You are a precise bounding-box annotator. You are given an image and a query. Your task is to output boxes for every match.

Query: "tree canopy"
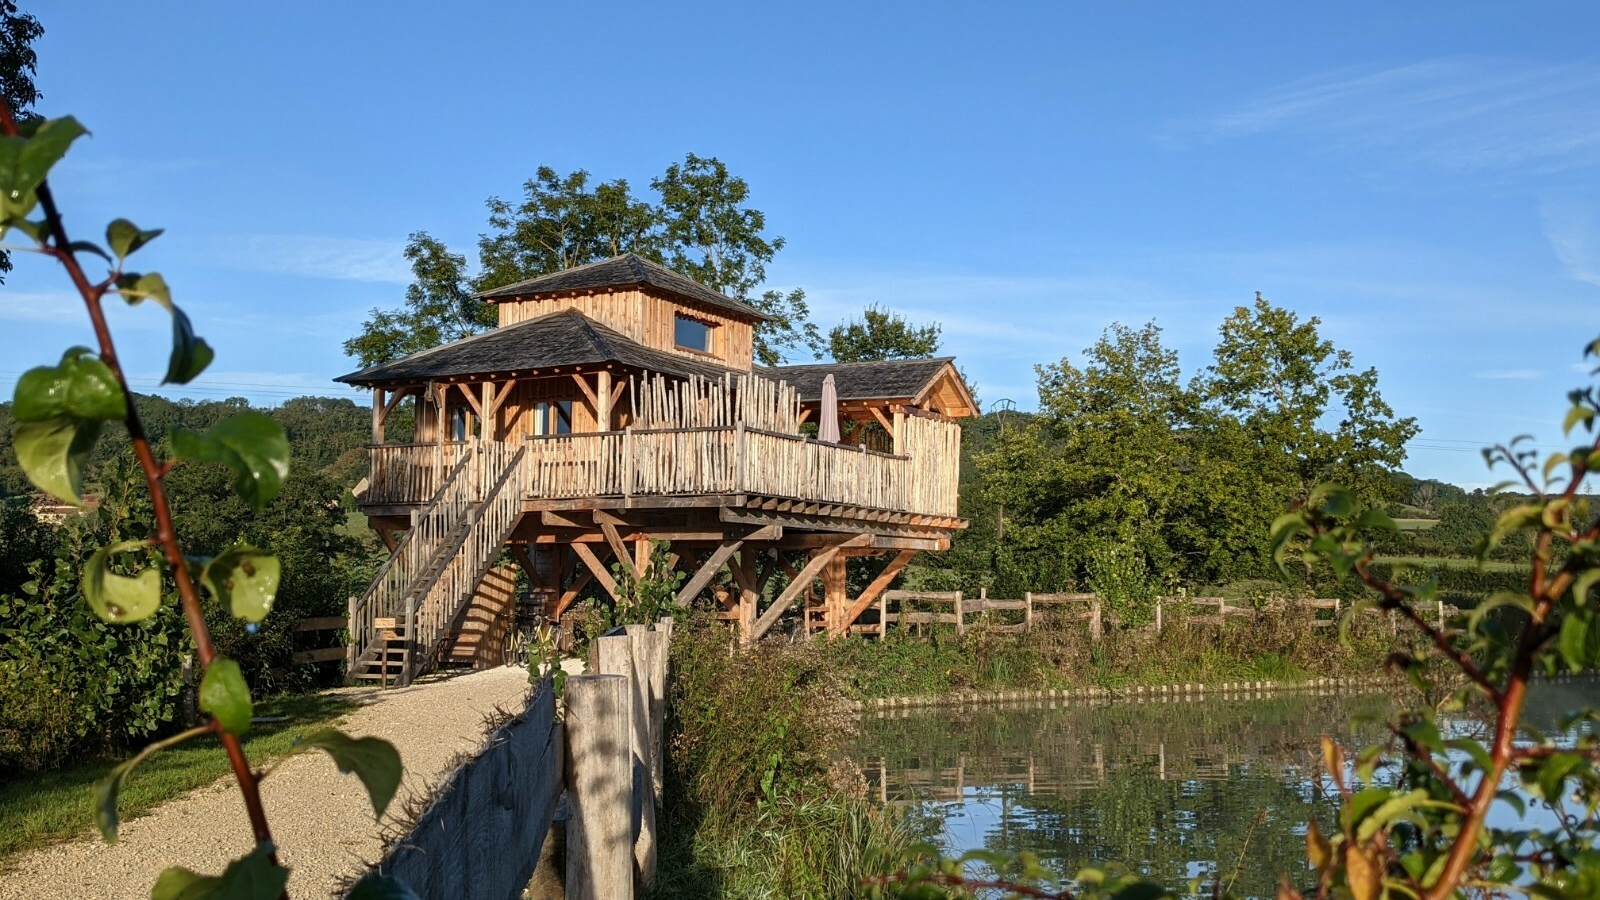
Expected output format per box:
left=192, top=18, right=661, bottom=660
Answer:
left=827, top=304, right=942, bottom=362
left=0, top=0, right=41, bottom=283
left=345, top=155, right=821, bottom=368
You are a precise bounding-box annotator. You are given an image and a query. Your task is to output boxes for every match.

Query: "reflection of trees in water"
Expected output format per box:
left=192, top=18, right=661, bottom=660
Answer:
left=853, top=678, right=1598, bottom=899
left=854, top=692, right=1398, bottom=899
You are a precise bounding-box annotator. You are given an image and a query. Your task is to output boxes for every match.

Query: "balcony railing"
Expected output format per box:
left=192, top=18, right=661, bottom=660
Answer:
left=362, top=422, right=961, bottom=518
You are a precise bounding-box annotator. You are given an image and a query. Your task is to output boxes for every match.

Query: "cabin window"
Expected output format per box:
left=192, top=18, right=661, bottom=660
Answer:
left=450, top=406, right=479, bottom=441
left=530, top=400, right=573, bottom=436
left=674, top=314, right=714, bottom=354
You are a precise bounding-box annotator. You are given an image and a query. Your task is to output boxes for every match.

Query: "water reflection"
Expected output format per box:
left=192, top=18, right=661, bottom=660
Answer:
left=852, top=678, right=1598, bottom=899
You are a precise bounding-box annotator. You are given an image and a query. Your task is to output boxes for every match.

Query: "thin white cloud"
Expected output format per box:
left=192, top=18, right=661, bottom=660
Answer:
left=0, top=290, right=88, bottom=325
left=1169, top=58, right=1600, bottom=172
left=1540, top=199, right=1600, bottom=287
left=1473, top=369, right=1542, bottom=380
left=196, top=234, right=411, bottom=284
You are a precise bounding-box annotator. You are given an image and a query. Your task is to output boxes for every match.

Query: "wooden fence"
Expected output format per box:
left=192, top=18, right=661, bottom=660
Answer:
left=347, top=618, right=672, bottom=900
left=870, top=590, right=1457, bottom=639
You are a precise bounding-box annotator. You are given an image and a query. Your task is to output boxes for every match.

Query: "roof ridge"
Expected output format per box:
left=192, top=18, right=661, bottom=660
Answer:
left=768, top=356, right=955, bottom=370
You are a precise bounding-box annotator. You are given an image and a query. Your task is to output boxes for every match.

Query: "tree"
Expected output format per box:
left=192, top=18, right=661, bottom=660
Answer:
left=345, top=155, right=822, bottom=368
left=0, top=1, right=41, bottom=283
left=827, top=304, right=942, bottom=362
left=1195, top=294, right=1419, bottom=505
left=344, top=232, right=491, bottom=367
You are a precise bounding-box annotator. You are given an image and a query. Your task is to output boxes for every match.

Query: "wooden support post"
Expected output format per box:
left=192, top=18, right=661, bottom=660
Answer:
left=953, top=590, right=965, bottom=637
left=597, top=369, right=613, bottom=431
left=892, top=409, right=905, bottom=455
left=822, top=555, right=848, bottom=636
left=833, top=549, right=915, bottom=636
left=1024, top=591, right=1035, bottom=632
left=1090, top=597, right=1103, bottom=641
left=371, top=387, right=386, bottom=444
left=674, top=536, right=746, bottom=607
left=751, top=546, right=841, bottom=640
left=481, top=382, right=494, bottom=440
left=730, top=550, right=760, bottom=647
left=565, top=674, right=634, bottom=900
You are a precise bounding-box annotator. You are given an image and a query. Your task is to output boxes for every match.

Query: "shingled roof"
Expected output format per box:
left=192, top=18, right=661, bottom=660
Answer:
left=472, top=253, right=771, bottom=322
left=335, top=309, right=738, bottom=387
left=762, top=357, right=959, bottom=403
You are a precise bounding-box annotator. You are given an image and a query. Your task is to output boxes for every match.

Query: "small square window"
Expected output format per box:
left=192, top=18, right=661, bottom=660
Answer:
left=674, top=314, right=713, bottom=354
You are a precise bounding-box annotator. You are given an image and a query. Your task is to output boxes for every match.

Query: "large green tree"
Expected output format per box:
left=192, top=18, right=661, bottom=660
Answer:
left=827, top=304, right=942, bottom=362
left=345, top=155, right=820, bottom=368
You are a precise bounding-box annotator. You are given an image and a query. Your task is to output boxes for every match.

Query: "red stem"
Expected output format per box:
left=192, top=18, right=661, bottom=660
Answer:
left=1, top=106, right=283, bottom=882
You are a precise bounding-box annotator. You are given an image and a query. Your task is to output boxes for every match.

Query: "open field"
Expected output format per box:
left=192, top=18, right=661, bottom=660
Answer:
left=1375, top=555, right=1529, bottom=573
left=1393, top=518, right=1439, bottom=531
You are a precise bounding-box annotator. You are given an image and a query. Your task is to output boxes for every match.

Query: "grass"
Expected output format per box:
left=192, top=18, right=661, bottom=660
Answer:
left=1375, top=555, right=1529, bottom=573
left=0, top=693, right=355, bottom=866
left=1393, top=518, right=1439, bottom=531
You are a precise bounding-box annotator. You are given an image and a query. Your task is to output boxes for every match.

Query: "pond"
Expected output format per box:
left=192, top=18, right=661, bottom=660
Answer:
left=851, top=678, right=1599, bottom=898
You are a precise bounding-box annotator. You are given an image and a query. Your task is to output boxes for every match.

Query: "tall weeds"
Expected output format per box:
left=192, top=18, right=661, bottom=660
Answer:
left=654, top=614, right=917, bottom=900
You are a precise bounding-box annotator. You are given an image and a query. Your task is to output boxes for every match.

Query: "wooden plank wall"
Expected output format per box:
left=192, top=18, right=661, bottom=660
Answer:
left=355, top=678, right=561, bottom=900
left=495, top=288, right=755, bottom=372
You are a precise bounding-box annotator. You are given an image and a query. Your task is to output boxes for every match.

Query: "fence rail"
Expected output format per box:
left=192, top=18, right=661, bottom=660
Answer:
left=872, top=590, right=1458, bottom=640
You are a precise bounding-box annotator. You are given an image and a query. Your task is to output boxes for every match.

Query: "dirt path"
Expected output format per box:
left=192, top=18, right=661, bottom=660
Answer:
left=0, top=666, right=533, bottom=900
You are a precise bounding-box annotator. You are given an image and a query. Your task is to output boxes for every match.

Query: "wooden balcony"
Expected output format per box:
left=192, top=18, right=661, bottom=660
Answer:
left=363, top=421, right=961, bottom=520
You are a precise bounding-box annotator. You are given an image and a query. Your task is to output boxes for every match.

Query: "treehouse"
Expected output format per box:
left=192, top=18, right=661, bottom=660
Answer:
left=337, top=253, right=974, bottom=683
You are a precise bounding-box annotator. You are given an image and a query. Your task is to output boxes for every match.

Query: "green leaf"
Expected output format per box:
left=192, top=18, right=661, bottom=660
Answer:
left=292, top=728, right=402, bottom=818
left=1487, top=504, right=1543, bottom=554
left=346, top=874, right=421, bottom=900
left=0, top=116, right=87, bottom=221
left=199, top=658, right=253, bottom=735
left=151, top=842, right=288, bottom=900
left=13, top=416, right=102, bottom=505
left=1560, top=612, right=1591, bottom=673
left=105, top=218, right=163, bottom=259
left=1355, top=508, right=1398, bottom=532
left=13, top=346, right=127, bottom=422
left=1536, top=752, right=1586, bottom=801
left=1572, top=568, right=1600, bottom=608
left=1355, top=789, right=1442, bottom=842
left=117, top=271, right=173, bottom=311
left=93, top=725, right=210, bottom=843
left=1565, top=404, right=1596, bottom=436
left=82, top=540, right=162, bottom=624
left=1495, top=790, right=1526, bottom=818
left=170, top=413, right=290, bottom=510
left=200, top=546, right=281, bottom=623
left=67, top=240, right=111, bottom=263
left=164, top=305, right=213, bottom=384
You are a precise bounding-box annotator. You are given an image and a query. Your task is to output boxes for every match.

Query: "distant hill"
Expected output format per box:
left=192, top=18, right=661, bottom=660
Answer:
left=0, top=393, right=403, bottom=500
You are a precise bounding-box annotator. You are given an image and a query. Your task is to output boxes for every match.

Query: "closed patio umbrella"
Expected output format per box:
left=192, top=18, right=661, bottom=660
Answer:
left=819, top=373, right=841, bottom=444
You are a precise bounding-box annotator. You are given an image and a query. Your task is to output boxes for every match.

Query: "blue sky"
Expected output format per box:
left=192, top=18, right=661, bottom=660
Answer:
left=5, top=1, right=1600, bottom=488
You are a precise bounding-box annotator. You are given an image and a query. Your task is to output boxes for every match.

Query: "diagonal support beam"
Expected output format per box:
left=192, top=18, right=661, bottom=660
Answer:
left=509, top=544, right=548, bottom=592
left=751, top=546, right=842, bottom=641
left=571, top=542, right=621, bottom=604
left=831, top=549, right=916, bottom=636
left=599, top=520, right=641, bottom=580
left=675, top=536, right=747, bottom=607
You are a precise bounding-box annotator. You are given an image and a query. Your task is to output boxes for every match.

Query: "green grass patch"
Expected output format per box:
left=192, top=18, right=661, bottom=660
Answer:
left=1393, top=518, right=1438, bottom=531
left=1375, top=555, right=1528, bottom=573
left=0, top=693, right=355, bottom=866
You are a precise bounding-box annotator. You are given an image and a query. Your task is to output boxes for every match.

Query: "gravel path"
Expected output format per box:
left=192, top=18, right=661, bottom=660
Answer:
left=1, top=666, right=534, bottom=900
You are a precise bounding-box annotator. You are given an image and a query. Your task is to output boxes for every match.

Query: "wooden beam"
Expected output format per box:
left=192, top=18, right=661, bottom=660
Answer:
left=509, top=544, right=548, bottom=592
left=674, top=536, right=746, bottom=607
left=457, top=382, right=484, bottom=418
left=750, top=546, right=841, bottom=641
left=485, top=380, right=515, bottom=420
left=600, top=520, right=640, bottom=580
left=371, top=388, right=386, bottom=444
left=832, top=549, right=916, bottom=636
left=570, top=372, right=599, bottom=410
left=596, top=369, right=613, bottom=431
left=571, top=542, right=621, bottom=603
left=868, top=406, right=893, bottom=432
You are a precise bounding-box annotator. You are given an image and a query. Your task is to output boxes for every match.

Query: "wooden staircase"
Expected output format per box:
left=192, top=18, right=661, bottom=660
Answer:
left=347, top=440, right=526, bottom=686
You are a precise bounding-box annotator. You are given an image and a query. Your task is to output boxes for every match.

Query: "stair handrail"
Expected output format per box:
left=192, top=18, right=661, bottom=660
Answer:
left=401, top=442, right=527, bottom=682
left=347, top=442, right=476, bottom=682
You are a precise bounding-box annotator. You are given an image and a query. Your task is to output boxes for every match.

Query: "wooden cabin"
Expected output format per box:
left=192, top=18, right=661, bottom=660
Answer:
left=337, top=253, right=974, bottom=683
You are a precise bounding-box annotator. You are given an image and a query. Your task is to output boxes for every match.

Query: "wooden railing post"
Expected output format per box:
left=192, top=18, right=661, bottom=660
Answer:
left=565, top=674, right=634, bottom=900
left=622, top=427, right=634, bottom=501
left=1024, top=591, right=1035, bottom=632
left=1090, top=597, right=1103, bottom=642
left=953, top=590, right=965, bottom=636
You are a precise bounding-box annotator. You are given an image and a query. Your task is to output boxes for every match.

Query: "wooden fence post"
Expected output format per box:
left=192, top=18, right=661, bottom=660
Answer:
left=1024, top=592, right=1034, bottom=632
left=565, top=674, right=634, bottom=900
left=1090, top=597, right=1102, bottom=642
left=1154, top=596, right=1162, bottom=633
left=954, top=590, right=965, bottom=636
left=594, top=631, right=658, bottom=891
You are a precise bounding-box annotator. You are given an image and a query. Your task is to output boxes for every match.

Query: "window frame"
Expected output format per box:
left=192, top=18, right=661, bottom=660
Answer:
left=673, top=312, right=716, bottom=356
